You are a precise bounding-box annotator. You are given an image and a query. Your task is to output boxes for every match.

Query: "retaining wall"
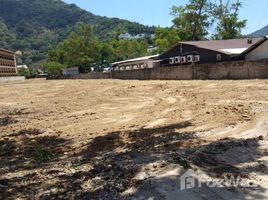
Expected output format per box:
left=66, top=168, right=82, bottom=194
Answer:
left=0, top=76, right=25, bottom=82
left=111, top=59, right=268, bottom=80
left=65, top=72, right=111, bottom=79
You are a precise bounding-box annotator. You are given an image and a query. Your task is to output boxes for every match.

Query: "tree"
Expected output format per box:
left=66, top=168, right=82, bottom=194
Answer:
left=0, top=18, right=16, bottom=49
left=100, top=43, right=114, bottom=65
left=17, top=67, right=38, bottom=79
left=0, top=0, right=156, bottom=66
left=212, top=0, right=247, bottom=39
left=44, top=62, right=66, bottom=79
left=171, top=0, right=247, bottom=41
left=153, top=27, right=181, bottom=53
left=110, top=39, right=148, bottom=61
left=171, top=0, right=211, bottom=41
left=48, top=23, right=102, bottom=73
left=47, top=22, right=149, bottom=71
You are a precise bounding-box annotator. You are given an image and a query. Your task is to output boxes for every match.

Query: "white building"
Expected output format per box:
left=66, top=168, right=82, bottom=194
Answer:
left=118, top=33, right=132, bottom=39
left=244, top=36, right=268, bottom=61
left=118, top=33, right=147, bottom=40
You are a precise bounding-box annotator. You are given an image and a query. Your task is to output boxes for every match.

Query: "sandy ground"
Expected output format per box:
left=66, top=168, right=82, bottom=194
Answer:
left=1, top=79, right=268, bottom=199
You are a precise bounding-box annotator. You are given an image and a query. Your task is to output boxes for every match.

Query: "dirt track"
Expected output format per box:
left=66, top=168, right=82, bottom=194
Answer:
left=1, top=79, right=268, bottom=199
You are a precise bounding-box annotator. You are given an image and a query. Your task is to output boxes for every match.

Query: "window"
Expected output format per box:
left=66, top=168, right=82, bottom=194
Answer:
left=216, top=54, right=222, bottom=61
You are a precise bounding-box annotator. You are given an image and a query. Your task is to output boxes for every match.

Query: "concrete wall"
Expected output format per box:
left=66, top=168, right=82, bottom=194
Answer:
left=65, top=72, right=111, bottom=79
left=63, top=67, right=79, bottom=76
left=246, top=40, right=268, bottom=61
left=111, top=59, right=268, bottom=80
left=0, top=76, right=25, bottom=82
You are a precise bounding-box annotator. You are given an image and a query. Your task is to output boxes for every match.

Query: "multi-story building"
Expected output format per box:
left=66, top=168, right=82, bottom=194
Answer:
left=0, top=48, right=17, bottom=77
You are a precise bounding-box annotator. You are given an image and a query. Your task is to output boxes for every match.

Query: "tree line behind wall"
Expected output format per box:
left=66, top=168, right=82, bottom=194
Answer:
left=46, top=0, right=247, bottom=75
left=0, top=0, right=247, bottom=74
left=46, top=23, right=149, bottom=74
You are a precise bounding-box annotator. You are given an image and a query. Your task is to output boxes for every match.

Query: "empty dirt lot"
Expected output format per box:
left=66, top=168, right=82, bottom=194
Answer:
left=1, top=79, right=268, bottom=199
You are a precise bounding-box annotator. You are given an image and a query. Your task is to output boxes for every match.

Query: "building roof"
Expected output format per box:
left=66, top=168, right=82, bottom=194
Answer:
left=112, top=54, right=159, bottom=65
left=0, top=48, right=15, bottom=54
left=165, top=38, right=262, bottom=56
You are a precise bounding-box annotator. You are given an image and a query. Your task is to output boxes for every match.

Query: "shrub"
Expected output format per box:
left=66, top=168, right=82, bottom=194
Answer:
left=17, top=68, right=38, bottom=78
left=43, top=62, right=66, bottom=79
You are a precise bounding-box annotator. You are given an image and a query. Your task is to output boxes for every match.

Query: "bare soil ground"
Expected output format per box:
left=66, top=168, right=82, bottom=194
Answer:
left=1, top=79, right=268, bottom=199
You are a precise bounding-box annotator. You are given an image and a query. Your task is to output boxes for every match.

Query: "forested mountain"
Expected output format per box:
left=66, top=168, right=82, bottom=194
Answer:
left=0, top=0, right=156, bottom=65
left=250, top=25, right=268, bottom=37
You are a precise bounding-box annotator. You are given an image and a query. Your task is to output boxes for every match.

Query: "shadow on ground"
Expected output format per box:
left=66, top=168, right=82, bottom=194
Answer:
left=1, top=121, right=267, bottom=199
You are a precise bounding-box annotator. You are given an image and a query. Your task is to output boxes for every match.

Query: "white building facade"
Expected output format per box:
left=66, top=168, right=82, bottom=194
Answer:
left=245, top=36, right=268, bottom=61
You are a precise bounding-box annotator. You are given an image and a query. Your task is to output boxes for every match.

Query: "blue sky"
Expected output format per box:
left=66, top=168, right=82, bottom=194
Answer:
left=63, top=0, right=268, bottom=34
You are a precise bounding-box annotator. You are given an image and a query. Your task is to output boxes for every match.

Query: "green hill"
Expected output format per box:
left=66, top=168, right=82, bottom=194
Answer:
left=249, top=25, right=268, bottom=37
left=0, top=0, right=156, bottom=65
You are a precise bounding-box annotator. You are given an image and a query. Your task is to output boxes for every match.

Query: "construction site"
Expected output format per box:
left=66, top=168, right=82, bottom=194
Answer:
left=1, top=78, right=268, bottom=199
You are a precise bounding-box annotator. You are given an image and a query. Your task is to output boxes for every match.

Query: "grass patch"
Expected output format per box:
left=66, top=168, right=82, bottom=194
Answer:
left=33, top=147, right=54, bottom=163
left=169, top=154, right=192, bottom=169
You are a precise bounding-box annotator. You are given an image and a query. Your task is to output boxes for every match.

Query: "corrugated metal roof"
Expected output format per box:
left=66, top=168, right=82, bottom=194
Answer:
left=167, top=38, right=263, bottom=55
left=219, top=48, right=248, bottom=54
left=112, top=54, right=159, bottom=65
left=179, top=38, right=262, bottom=55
